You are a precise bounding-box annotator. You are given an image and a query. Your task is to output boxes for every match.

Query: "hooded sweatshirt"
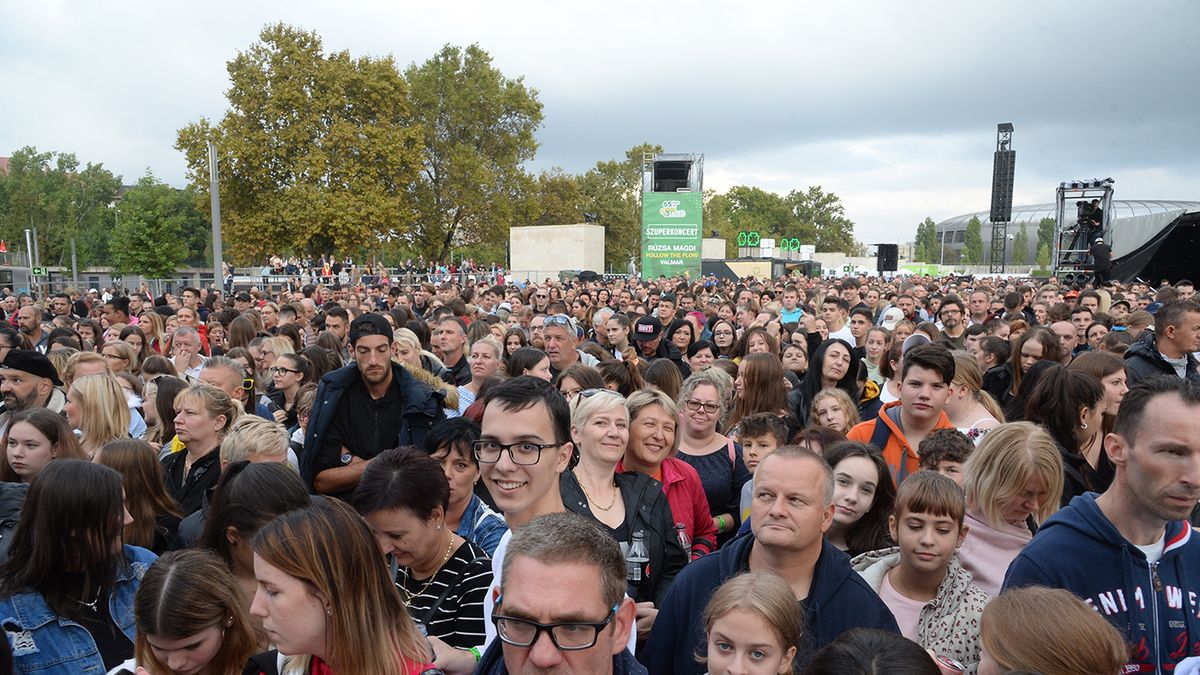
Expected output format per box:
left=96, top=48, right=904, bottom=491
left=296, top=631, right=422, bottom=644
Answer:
left=643, top=533, right=898, bottom=673
left=852, top=547, right=990, bottom=674
left=1004, top=493, right=1200, bottom=672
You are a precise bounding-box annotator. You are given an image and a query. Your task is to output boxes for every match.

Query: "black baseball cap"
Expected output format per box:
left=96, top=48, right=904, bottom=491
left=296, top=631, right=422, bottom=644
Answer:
left=632, top=316, right=663, bottom=342
left=348, top=313, right=394, bottom=345
left=2, top=351, right=63, bottom=386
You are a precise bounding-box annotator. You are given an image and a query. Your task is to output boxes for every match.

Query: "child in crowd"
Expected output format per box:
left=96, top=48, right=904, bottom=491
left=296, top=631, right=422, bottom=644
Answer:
left=917, top=429, right=974, bottom=487
left=851, top=471, right=989, bottom=674
left=736, top=413, right=790, bottom=523
left=702, top=572, right=801, bottom=675
left=810, top=388, right=860, bottom=435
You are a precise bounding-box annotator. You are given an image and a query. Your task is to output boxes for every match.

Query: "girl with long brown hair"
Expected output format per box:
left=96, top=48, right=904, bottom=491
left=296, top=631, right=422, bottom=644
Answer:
left=131, top=550, right=258, bottom=675
left=726, top=352, right=789, bottom=434
left=96, top=439, right=181, bottom=553
left=246, top=498, right=435, bottom=675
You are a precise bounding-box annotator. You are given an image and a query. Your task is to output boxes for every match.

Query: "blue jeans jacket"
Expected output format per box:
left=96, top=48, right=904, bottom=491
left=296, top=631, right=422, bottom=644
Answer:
left=1, top=545, right=157, bottom=674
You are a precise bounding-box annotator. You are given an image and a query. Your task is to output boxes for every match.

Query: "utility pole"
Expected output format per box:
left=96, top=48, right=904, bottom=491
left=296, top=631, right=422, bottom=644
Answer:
left=70, top=238, right=79, bottom=288
left=208, top=141, right=224, bottom=294
left=24, top=229, right=35, bottom=297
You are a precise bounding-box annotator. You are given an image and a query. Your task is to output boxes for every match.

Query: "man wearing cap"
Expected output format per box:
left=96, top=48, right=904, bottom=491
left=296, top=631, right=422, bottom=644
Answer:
left=0, top=351, right=65, bottom=434
left=1088, top=236, right=1113, bottom=285
left=301, top=313, right=445, bottom=499
left=632, top=316, right=691, bottom=377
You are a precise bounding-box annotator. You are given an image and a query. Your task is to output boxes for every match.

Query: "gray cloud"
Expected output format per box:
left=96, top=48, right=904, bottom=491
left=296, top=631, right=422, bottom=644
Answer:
left=1, top=0, right=1195, bottom=245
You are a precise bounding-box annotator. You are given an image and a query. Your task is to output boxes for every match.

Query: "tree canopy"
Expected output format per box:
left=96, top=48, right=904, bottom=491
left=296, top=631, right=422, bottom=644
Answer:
left=109, top=172, right=206, bottom=278
left=176, top=23, right=425, bottom=262
left=962, top=215, right=984, bottom=264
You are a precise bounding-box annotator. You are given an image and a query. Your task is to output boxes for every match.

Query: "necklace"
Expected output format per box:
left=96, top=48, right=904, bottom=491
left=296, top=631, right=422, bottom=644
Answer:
left=73, top=588, right=102, bottom=611
left=578, top=473, right=618, bottom=511
left=399, top=533, right=456, bottom=602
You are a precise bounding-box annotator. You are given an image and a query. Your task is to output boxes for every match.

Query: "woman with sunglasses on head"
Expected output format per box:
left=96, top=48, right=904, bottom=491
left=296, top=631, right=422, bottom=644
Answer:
left=561, top=389, right=687, bottom=641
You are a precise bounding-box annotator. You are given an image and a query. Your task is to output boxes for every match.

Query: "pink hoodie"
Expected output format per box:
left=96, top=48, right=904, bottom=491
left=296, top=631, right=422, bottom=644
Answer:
left=955, top=506, right=1033, bottom=597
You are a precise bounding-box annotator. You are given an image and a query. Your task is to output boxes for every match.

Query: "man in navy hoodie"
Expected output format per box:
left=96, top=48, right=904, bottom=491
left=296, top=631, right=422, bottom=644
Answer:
left=643, top=446, right=898, bottom=673
left=1005, top=376, right=1200, bottom=672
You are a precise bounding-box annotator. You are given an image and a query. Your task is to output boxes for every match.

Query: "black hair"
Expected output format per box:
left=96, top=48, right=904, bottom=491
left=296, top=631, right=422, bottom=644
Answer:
left=1023, top=364, right=1105, bottom=453
left=505, top=347, right=549, bottom=378
left=423, top=417, right=481, bottom=465
left=687, top=339, right=717, bottom=359
left=979, top=336, right=1010, bottom=366
left=823, top=442, right=896, bottom=557
left=0, top=460, right=126, bottom=620
left=480, top=376, right=571, bottom=446
left=804, top=628, right=939, bottom=675
left=199, top=461, right=310, bottom=567
left=794, top=338, right=858, bottom=426
left=354, top=446, right=449, bottom=519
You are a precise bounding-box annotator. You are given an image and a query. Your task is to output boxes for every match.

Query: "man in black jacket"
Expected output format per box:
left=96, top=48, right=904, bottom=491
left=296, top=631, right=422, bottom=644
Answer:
left=631, top=317, right=691, bottom=378
left=1124, top=300, right=1200, bottom=387
left=301, top=313, right=444, bottom=499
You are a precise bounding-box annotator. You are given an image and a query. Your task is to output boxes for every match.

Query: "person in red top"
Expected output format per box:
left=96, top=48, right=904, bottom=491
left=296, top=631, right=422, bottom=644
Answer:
left=618, top=389, right=717, bottom=560
left=847, top=344, right=956, bottom=486
left=245, top=498, right=436, bottom=675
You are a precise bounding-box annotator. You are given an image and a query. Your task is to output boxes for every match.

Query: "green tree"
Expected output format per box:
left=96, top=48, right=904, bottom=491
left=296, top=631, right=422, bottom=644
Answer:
left=531, top=168, right=586, bottom=226
left=1037, top=216, right=1056, bottom=255
left=109, top=172, right=203, bottom=278
left=404, top=43, right=543, bottom=261
left=1036, top=242, right=1051, bottom=270
left=578, top=143, right=662, bottom=272
left=786, top=186, right=854, bottom=254
left=0, top=146, right=121, bottom=268
left=962, top=215, right=983, bottom=264
left=703, top=190, right=737, bottom=257
left=1011, top=223, right=1030, bottom=265
left=176, top=24, right=425, bottom=263
left=914, top=217, right=938, bottom=262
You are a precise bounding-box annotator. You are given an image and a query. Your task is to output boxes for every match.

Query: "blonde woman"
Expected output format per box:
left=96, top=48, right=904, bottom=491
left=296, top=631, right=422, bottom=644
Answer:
left=392, top=328, right=458, bottom=416
left=161, top=382, right=240, bottom=517
left=956, top=422, right=1063, bottom=596
left=809, top=388, right=861, bottom=435
left=101, top=339, right=138, bottom=374
left=63, top=374, right=131, bottom=458
left=946, top=351, right=1003, bottom=444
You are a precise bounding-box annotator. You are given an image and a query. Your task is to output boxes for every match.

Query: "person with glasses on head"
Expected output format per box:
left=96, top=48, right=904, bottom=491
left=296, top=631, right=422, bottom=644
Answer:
left=198, top=356, right=272, bottom=422
left=543, top=314, right=599, bottom=379
left=560, top=389, right=687, bottom=642
left=476, top=512, right=644, bottom=674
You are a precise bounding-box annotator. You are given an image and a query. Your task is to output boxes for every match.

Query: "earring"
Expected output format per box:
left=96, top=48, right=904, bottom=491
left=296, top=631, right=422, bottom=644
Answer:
left=1081, top=421, right=1088, bottom=430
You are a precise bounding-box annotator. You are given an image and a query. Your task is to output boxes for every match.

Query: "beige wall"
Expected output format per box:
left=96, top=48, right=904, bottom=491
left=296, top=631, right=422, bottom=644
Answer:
left=509, top=223, right=606, bottom=282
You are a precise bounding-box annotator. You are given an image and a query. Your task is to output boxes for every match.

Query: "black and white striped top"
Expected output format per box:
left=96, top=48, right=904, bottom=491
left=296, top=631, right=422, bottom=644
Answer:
left=395, top=538, right=493, bottom=649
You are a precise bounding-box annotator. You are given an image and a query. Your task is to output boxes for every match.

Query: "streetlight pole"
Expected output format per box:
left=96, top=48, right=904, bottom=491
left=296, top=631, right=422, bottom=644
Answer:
left=939, top=229, right=947, bottom=266
left=208, top=141, right=224, bottom=295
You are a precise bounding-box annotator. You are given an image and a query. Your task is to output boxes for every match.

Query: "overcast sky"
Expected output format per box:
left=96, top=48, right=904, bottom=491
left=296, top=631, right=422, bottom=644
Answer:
left=2, top=1, right=1196, bottom=245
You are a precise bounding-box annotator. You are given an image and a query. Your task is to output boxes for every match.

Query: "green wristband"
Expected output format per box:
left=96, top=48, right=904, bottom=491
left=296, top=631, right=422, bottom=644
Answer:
left=470, top=646, right=482, bottom=663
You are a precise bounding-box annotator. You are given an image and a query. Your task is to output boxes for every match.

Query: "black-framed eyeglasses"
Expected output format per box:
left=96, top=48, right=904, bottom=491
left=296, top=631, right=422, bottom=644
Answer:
left=684, top=399, right=720, bottom=415
left=472, top=439, right=560, bottom=465
left=492, top=600, right=618, bottom=651
left=269, top=366, right=302, bottom=376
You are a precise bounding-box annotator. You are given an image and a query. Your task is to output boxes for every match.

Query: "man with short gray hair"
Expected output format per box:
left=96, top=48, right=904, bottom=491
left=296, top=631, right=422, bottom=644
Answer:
left=476, top=512, right=643, bottom=674
left=645, top=446, right=899, bottom=673
left=171, top=326, right=207, bottom=381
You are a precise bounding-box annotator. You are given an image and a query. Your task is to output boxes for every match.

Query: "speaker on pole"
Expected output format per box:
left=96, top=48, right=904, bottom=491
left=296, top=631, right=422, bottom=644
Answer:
left=876, top=244, right=899, bottom=273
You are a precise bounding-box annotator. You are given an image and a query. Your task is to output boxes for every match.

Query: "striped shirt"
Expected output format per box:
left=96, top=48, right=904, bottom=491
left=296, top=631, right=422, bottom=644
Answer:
left=395, top=538, right=492, bottom=649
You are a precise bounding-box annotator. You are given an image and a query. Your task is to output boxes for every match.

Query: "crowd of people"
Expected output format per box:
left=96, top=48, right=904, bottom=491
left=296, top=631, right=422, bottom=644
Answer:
left=0, top=269, right=1196, bottom=675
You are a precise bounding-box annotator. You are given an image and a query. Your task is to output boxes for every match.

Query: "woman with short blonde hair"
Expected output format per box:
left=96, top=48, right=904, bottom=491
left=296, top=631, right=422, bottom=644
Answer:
left=956, top=421, right=1063, bottom=596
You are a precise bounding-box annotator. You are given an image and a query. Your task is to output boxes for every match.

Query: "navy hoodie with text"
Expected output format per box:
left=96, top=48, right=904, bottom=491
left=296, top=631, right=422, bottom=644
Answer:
left=1004, top=493, right=1200, bottom=673
left=643, top=532, right=898, bottom=674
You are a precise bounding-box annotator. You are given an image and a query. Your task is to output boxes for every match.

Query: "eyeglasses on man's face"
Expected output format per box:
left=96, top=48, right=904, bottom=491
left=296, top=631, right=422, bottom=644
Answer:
left=472, top=439, right=559, bottom=465
left=492, top=600, right=618, bottom=651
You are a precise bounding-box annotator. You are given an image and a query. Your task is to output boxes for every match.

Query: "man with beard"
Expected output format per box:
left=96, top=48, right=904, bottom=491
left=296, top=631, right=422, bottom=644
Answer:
left=302, top=314, right=444, bottom=499
left=0, top=351, right=65, bottom=434
left=936, top=296, right=968, bottom=350
left=1005, top=377, right=1200, bottom=672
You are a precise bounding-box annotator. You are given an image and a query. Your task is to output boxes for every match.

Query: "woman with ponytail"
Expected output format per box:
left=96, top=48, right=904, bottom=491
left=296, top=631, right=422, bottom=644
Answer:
left=945, top=352, right=1004, bottom=444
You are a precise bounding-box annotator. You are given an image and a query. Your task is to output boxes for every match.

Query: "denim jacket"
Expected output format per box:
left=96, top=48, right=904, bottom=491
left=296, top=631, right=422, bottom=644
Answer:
left=455, top=494, right=507, bottom=557
left=0, top=545, right=157, bottom=674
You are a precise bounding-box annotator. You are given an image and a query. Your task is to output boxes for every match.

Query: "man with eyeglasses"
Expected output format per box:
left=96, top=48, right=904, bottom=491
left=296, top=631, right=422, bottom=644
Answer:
left=476, top=512, right=644, bottom=674
left=476, top=377, right=572, bottom=653
left=936, top=295, right=968, bottom=350
left=630, top=316, right=691, bottom=377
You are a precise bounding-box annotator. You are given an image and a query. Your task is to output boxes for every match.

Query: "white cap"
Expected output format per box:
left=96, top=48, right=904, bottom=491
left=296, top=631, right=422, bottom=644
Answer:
left=880, top=306, right=905, bottom=330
